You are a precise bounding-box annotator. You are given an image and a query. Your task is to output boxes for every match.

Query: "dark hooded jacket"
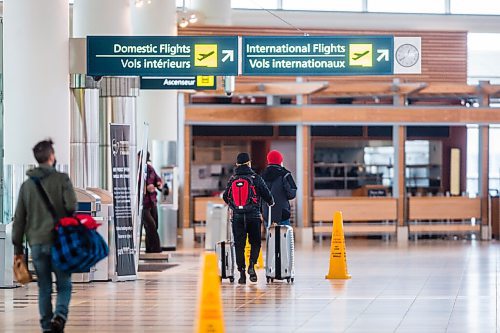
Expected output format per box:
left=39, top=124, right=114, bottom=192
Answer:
left=223, top=164, right=274, bottom=218
left=12, top=166, right=77, bottom=255
left=261, top=165, right=297, bottom=225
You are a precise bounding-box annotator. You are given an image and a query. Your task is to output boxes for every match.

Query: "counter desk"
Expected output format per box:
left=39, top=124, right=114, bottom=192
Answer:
left=408, top=196, right=481, bottom=234
left=312, top=197, right=398, bottom=236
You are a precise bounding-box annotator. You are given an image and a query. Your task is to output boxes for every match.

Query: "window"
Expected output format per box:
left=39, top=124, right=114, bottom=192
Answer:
left=405, top=141, right=431, bottom=188
left=364, top=146, right=394, bottom=187
left=282, top=0, right=362, bottom=12
left=468, top=33, right=500, bottom=84
left=451, top=0, right=500, bottom=15
left=232, top=0, right=279, bottom=9
left=367, top=0, right=446, bottom=14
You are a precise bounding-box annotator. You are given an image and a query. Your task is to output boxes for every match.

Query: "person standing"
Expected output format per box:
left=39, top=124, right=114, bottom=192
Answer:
left=262, top=150, right=297, bottom=226
left=223, top=153, right=274, bottom=284
left=12, top=140, right=77, bottom=333
left=141, top=152, right=163, bottom=253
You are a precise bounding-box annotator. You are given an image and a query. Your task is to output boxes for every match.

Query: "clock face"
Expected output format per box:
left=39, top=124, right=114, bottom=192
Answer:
left=396, top=44, right=419, bottom=67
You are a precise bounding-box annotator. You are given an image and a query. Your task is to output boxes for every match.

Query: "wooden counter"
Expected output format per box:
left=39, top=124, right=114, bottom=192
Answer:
left=408, top=196, right=481, bottom=220
left=313, top=197, right=397, bottom=222
left=193, top=196, right=225, bottom=222
left=312, top=197, right=397, bottom=236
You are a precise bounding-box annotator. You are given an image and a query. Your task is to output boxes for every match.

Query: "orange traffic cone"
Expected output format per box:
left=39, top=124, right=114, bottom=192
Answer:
left=325, top=211, right=351, bottom=280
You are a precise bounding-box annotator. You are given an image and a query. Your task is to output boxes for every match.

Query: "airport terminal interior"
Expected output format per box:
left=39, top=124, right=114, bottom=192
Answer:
left=1, top=0, right=500, bottom=332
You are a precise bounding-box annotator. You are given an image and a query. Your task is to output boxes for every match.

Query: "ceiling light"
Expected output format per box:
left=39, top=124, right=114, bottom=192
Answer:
left=188, top=14, right=198, bottom=24
left=147, top=0, right=152, bottom=3
left=179, top=18, right=189, bottom=28
left=135, top=0, right=144, bottom=8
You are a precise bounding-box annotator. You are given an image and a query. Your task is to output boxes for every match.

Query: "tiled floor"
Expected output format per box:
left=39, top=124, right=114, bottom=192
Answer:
left=1, top=239, right=499, bottom=332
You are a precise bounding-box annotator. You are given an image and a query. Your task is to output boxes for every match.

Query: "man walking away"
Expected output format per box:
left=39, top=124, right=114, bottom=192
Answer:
left=12, top=139, right=77, bottom=333
left=223, top=153, right=274, bottom=284
left=262, top=150, right=297, bottom=226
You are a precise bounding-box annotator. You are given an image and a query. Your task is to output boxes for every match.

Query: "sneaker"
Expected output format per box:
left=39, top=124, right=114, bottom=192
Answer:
left=51, top=316, right=65, bottom=333
left=238, top=270, right=246, bottom=285
left=248, top=262, right=257, bottom=283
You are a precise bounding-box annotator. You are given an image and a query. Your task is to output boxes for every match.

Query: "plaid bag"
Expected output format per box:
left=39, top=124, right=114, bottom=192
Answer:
left=31, top=177, right=109, bottom=273
left=52, top=219, right=109, bottom=273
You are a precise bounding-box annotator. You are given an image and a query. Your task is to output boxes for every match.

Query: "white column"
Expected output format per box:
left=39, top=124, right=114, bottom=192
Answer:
left=132, top=0, right=178, bottom=153
left=73, top=0, right=131, bottom=37
left=191, top=0, right=232, bottom=26
left=132, top=0, right=177, bottom=36
left=4, top=0, right=70, bottom=165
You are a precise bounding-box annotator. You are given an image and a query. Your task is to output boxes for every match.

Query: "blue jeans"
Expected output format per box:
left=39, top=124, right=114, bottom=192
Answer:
left=279, top=219, right=291, bottom=226
left=31, top=244, right=72, bottom=331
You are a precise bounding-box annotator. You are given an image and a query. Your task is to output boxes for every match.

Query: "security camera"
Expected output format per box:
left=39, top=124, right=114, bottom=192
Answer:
left=223, top=76, right=235, bottom=97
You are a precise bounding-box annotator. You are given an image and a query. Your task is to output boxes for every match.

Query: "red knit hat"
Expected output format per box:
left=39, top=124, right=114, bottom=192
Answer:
left=267, top=150, right=283, bottom=165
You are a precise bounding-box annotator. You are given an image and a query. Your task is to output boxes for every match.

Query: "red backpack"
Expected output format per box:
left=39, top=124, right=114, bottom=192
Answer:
left=227, top=175, right=258, bottom=213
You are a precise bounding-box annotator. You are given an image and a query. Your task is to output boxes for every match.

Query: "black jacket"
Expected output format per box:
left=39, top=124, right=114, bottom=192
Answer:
left=223, top=165, right=274, bottom=218
left=262, top=165, right=297, bottom=225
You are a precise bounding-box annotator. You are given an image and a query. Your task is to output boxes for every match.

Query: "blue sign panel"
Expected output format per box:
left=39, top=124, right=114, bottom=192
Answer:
left=140, top=76, right=216, bottom=90
left=242, top=36, right=393, bottom=76
left=87, top=36, right=238, bottom=77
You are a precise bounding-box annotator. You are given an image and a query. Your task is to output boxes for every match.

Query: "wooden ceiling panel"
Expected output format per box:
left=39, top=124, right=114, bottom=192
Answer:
left=180, top=25, right=467, bottom=84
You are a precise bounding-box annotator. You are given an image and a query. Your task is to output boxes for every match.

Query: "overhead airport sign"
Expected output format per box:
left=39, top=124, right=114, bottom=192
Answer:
left=140, top=76, right=216, bottom=90
left=87, top=36, right=238, bottom=77
left=242, top=36, right=394, bottom=76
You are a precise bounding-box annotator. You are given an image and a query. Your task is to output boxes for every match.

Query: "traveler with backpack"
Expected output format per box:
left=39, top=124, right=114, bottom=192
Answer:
left=223, top=153, right=274, bottom=284
left=262, top=150, right=297, bottom=226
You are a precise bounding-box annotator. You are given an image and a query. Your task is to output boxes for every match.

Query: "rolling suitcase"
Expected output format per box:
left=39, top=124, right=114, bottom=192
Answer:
left=265, top=206, right=295, bottom=284
left=215, top=211, right=235, bottom=283
left=215, top=240, right=235, bottom=283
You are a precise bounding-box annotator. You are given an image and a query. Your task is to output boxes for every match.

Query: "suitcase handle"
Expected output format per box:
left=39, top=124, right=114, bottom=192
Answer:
left=227, top=206, right=233, bottom=242
left=267, top=204, right=272, bottom=229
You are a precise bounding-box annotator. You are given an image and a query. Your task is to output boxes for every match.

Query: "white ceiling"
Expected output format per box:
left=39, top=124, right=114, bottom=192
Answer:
left=231, top=9, right=500, bottom=33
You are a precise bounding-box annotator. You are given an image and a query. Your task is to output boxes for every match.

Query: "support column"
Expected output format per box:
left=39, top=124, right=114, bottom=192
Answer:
left=479, top=125, right=490, bottom=240
left=5, top=0, right=70, bottom=165
left=392, top=82, right=408, bottom=244
left=394, top=125, right=408, bottom=244
left=191, top=0, right=232, bottom=26
left=131, top=0, right=178, bottom=154
left=73, top=0, right=133, bottom=188
left=182, top=123, right=194, bottom=248
left=73, top=0, right=131, bottom=36
left=479, top=126, right=489, bottom=234
left=296, top=125, right=312, bottom=246
left=177, top=92, right=194, bottom=246
left=4, top=0, right=70, bottom=221
left=478, top=81, right=491, bottom=240
left=183, top=124, right=192, bottom=230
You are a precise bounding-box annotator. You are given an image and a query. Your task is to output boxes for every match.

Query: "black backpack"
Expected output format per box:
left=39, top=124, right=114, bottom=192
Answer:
left=226, top=174, right=259, bottom=213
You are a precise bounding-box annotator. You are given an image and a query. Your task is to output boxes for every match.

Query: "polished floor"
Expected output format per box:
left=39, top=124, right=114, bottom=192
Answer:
left=1, top=239, right=499, bottom=333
